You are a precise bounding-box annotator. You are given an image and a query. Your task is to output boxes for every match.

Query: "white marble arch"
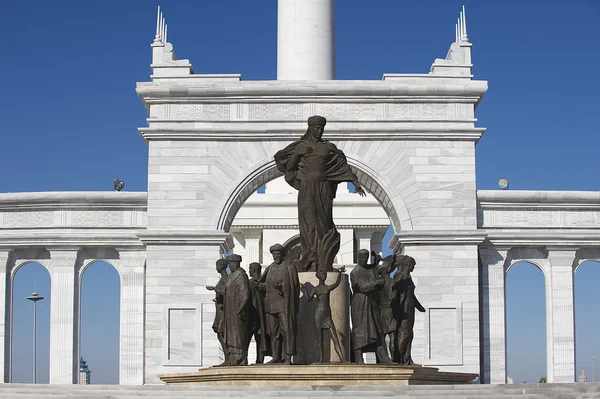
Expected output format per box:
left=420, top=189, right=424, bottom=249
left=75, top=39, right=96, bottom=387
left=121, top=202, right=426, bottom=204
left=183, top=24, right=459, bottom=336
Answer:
left=76, top=248, right=146, bottom=386
left=216, top=158, right=410, bottom=235
left=4, top=250, right=51, bottom=383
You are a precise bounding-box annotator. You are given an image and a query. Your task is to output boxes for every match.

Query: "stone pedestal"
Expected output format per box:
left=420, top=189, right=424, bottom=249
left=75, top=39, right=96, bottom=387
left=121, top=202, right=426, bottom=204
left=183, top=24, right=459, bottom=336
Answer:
left=294, top=272, right=350, bottom=364
left=158, top=364, right=478, bottom=386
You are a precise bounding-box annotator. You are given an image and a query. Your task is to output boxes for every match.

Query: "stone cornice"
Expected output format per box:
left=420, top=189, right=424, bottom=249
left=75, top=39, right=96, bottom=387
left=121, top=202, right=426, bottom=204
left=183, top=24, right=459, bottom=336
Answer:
left=0, top=229, right=144, bottom=248
left=139, top=126, right=485, bottom=142
left=137, top=230, right=233, bottom=253
left=390, top=230, right=488, bottom=249
left=136, top=80, right=488, bottom=100
left=231, top=224, right=389, bottom=230
left=0, top=191, right=147, bottom=210
left=477, top=190, right=600, bottom=210
left=482, top=230, right=600, bottom=247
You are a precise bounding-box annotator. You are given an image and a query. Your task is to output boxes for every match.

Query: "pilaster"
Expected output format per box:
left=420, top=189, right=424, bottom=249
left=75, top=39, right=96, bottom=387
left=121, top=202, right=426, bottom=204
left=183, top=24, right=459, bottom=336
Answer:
left=138, top=230, right=232, bottom=384
left=0, top=249, right=12, bottom=383
left=116, top=249, right=146, bottom=385
left=48, top=248, right=80, bottom=384
left=479, top=245, right=508, bottom=384
left=546, top=249, right=577, bottom=383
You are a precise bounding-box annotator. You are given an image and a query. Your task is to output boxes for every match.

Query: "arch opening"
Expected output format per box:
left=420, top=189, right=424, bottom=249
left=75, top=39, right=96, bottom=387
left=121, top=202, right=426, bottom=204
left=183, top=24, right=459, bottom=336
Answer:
left=574, top=260, right=600, bottom=382
left=10, top=262, right=51, bottom=383
left=79, top=261, right=120, bottom=384
left=216, top=158, right=411, bottom=234
left=505, top=261, right=547, bottom=384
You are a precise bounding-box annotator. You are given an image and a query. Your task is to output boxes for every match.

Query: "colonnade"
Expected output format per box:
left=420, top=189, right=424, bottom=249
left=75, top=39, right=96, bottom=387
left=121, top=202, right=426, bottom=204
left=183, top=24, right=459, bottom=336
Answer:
left=0, top=247, right=146, bottom=384
left=479, top=245, right=600, bottom=384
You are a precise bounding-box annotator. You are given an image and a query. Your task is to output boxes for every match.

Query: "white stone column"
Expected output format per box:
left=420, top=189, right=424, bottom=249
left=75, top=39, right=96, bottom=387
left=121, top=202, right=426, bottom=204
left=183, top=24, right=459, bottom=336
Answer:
left=242, top=229, right=262, bottom=265
left=0, top=249, right=11, bottom=383
left=354, top=230, right=373, bottom=253
left=371, top=231, right=384, bottom=256
left=547, top=249, right=577, bottom=383
left=117, top=249, right=146, bottom=385
left=277, top=0, right=335, bottom=80
left=337, top=228, right=354, bottom=266
left=48, top=248, right=80, bottom=384
left=479, top=246, right=508, bottom=384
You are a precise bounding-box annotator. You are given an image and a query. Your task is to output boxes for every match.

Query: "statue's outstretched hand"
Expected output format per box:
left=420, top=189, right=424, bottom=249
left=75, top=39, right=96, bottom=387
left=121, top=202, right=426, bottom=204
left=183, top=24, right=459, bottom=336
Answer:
left=355, top=185, right=367, bottom=197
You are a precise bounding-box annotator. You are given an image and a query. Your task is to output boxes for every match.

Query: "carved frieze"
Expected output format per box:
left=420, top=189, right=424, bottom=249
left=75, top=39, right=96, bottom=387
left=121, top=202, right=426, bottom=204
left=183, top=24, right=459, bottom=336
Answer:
left=168, top=104, right=230, bottom=121
left=2, top=211, right=53, bottom=227
left=481, top=209, right=600, bottom=228
left=163, top=102, right=458, bottom=122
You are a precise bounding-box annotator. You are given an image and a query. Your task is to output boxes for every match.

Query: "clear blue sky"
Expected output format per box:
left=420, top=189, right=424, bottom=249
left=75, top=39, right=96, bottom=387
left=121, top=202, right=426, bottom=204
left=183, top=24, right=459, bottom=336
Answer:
left=2, top=0, right=599, bottom=385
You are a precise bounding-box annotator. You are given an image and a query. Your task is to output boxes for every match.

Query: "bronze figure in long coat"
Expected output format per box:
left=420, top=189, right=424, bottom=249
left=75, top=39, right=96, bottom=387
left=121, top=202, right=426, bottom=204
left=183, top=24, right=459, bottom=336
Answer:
left=350, top=249, right=392, bottom=364
left=392, top=255, right=426, bottom=365
left=206, top=259, right=229, bottom=365
left=222, top=254, right=251, bottom=366
left=259, top=244, right=300, bottom=364
left=274, top=115, right=367, bottom=272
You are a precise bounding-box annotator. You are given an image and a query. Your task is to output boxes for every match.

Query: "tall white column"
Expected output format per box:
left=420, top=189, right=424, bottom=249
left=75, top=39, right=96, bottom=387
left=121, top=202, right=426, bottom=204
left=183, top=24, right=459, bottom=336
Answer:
left=117, top=249, right=146, bottom=385
left=479, top=246, right=508, bottom=384
left=371, top=231, right=383, bottom=257
left=547, top=249, right=577, bottom=383
left=355, top=230, right=373, bottom=253
left=243, top=230, right=262, bottom=265
left=277, top=0, right=335, bottom=80
left=48, top=248, right=80, bottom=384
left=0, top=249, right=11, bottom=383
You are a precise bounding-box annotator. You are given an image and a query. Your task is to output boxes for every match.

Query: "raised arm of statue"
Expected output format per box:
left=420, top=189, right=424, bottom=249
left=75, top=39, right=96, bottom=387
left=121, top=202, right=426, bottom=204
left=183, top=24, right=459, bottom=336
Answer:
left=327, top=269, right=343, bottom=292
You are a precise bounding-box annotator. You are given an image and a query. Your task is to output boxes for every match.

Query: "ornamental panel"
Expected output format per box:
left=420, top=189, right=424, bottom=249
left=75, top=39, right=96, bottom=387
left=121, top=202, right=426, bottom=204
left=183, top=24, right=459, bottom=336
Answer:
left=71, top=210, right=124, bottom=226
left=2, top=211, right=54, bottom=227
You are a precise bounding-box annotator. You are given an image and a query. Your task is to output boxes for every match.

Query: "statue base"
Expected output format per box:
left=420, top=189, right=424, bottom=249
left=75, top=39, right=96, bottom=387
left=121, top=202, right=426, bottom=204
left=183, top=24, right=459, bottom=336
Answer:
left=158, top=364, right=478, bottom=386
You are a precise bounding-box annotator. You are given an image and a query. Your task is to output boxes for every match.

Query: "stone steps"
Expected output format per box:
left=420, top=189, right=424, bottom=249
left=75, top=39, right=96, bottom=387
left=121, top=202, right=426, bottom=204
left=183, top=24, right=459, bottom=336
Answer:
left=0, top=383, right=599, bottom=398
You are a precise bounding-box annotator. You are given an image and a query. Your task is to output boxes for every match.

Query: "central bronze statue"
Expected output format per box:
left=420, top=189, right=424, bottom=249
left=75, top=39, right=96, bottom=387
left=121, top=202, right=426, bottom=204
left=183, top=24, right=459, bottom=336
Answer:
left=274, top=115, right=366, bottom=272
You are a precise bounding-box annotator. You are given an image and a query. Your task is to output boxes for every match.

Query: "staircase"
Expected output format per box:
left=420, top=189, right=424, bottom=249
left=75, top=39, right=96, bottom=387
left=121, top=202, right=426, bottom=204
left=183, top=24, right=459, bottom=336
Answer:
left=1, top=383, right=600, bottom=398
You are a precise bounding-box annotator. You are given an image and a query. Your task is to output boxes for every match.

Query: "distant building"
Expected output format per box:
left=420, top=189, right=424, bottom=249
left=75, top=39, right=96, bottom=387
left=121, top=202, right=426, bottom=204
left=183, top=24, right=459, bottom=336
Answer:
left=507, top=377, right=514, bottom=384
left=579, top=370, right=588, bottom=383
left=79, top=356, right=91, bottom=385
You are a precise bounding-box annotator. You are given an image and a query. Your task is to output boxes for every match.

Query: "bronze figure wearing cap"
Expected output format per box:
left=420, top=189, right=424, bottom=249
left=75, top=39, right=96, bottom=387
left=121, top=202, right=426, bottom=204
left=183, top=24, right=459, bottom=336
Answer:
left=274, top=115, right=366, bottom=272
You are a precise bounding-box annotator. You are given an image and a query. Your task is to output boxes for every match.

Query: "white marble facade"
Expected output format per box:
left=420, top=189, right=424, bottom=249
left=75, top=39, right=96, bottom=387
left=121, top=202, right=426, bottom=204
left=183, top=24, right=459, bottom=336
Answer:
left=0, top=3, right=598, bottom=387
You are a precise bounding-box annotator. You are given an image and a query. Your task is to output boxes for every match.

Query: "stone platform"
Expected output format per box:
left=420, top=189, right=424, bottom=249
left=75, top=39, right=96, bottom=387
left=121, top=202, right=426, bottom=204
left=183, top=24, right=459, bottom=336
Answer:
left=158, top=364, right=477, bottom=386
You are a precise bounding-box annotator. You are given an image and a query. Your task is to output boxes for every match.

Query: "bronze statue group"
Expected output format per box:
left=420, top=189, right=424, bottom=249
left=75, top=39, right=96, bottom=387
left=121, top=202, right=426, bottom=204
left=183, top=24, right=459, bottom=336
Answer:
left=207, top=115, right=425, bottom=367
left=207, top=245, right=425, bottom=367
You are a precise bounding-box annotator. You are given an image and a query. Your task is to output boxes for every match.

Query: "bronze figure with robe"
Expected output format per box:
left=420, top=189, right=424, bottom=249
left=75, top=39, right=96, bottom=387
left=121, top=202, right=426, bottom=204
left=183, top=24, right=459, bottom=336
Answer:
left=350, top=249, right=393, bottom=364
left=258, top=244, right=300, bottom=364
left=274, top=115, right=366, bottom=272
left=248, top=262, right=269, bottom=363
left=206, top=259, right=229, bottom=365
left=392, top=255, right=426, bottom=365
left=221, top=254, right=251, bottom=366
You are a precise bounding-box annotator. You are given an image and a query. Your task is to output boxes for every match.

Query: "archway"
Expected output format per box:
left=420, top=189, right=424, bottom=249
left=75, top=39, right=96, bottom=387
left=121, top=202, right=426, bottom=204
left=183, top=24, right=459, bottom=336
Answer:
left=216, top=158, right=411, bottom=234
left=224, top=159, right=403, bottom=365
left=79, top=260, right=120, bottom=384
left=574, top=260, right=600, bottom=382
left=11, top=262, right=51, bottom=383
left=505, top=261, right=547, bottom=384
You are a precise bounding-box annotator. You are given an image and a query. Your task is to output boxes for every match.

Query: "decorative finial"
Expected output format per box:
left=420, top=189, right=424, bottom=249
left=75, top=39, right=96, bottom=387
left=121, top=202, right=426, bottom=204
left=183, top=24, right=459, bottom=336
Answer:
left=164, top=24, right=168, bottom=43
left=154, top=5, right=162, bottom=43
left=460, top=5, right=469, bottom=42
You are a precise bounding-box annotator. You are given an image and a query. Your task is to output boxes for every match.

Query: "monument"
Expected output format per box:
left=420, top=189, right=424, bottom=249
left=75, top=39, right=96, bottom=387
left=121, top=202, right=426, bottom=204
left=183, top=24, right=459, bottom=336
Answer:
left=157, top=117, right=477, bottom=386
left=0, top=1, right=598, bottom=391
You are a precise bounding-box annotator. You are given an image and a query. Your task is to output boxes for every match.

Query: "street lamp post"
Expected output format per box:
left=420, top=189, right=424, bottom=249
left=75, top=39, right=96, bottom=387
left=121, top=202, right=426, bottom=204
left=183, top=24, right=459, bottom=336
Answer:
left=593, top=356, right=596, bottom=383
left=26, top=292, right=44, bottom=384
